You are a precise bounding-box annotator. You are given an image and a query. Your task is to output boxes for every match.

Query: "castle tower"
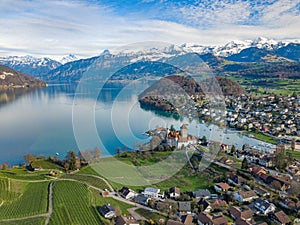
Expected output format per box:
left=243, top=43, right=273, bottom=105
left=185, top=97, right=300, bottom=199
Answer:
left=180, top=124, right=188, bottom=139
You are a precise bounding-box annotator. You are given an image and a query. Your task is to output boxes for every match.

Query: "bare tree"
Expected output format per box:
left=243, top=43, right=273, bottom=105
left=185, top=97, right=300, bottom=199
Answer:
left=24, top=154, right=35, bottom=165
left=94, top=147, right=101, bottom=160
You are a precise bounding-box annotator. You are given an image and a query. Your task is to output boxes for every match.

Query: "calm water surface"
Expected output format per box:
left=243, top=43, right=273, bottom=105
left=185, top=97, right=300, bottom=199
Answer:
left=0, top=84, right=274, bottom=165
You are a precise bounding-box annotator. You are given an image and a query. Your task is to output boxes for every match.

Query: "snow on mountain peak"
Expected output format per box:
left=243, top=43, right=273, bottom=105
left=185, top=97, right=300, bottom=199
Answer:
left=59, top=54, right=78, bottom=64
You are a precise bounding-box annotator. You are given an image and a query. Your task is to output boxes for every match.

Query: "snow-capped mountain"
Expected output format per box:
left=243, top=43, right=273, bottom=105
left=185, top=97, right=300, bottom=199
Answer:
left=59, top=54, right=78, bottom=64
left=0, top=55, right=61, bottom=78
left=104, top=37, right=292, bottom=59
left=212, top=37, right=288, bottom=57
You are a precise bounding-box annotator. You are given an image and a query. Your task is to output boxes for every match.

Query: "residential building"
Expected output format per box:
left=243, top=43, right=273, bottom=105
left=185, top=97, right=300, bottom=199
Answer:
left=269, top=211, right=291, bottom=225
left=115, top=216, right=139, bottom=225
left=197, top=212, right=228, bottom=225
left=193, top=189, right=211, bottom=199
left=234, top=190, right=258, bottom=202
left=214, top=183, right=230, bottom=192
left=99, top=204, right=116, bottom=219
left=254, top=199, right=276, bottom=215
left=178, top=202, right=192, bottom=214
left=170, top=187, right=180, bottom=199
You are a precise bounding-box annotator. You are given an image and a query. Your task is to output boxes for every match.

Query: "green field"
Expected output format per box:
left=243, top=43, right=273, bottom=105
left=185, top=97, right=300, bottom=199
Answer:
left=32, top=159, right=64, bottom=171
left=247, top=132, right=278, bottom=144
left=135, top=208, right=166, bottom=221
left=0, top=169, right=52, bottom=181
left=89, top=188, right=132, bottom=215
left=0, top=179, right=49, bottom=219
left=49, top=180, right=101, bottom=225
left=286, top=150, right=300, bottom=160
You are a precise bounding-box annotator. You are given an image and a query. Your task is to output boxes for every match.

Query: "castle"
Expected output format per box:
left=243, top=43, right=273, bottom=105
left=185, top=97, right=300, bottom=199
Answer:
left=166, top=124, right=197, bottom=148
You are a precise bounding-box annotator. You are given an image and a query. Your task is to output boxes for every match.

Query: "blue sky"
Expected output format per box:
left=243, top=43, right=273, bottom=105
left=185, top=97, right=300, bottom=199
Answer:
left=0, top=0, right=299, bottom=59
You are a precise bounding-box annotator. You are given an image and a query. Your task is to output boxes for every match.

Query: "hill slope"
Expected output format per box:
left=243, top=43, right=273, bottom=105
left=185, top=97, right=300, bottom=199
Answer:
left=0, top=65, right=47, bottom=88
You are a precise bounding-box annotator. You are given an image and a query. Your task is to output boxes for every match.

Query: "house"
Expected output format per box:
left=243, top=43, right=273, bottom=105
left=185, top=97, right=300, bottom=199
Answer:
left=115, top=216, right=139, bottom=225
left=143, top=187, right=164, bottom=199
left=102, top=191, right=110, bottom=197
left=214, top=183, right=230, bottom=192
left=249, top=165, right=267, bottom=177
left=235, top=218, right=252, bottom=225
left=254, top=199, right=276, bottom=215
left=178, top=202, right=192, bottom=214
left=198, top=198, right=212, bottom=213
left=167, top=220, right=184, bottom=225
left=99, top=204, right=116, bottom=219
left=197, top=212, right=228, bottom=225
left=220, top=144, right=229, bottom=152
left=211, top=200, right=227, bottom=211
left=279, top=199, right=300, bottom=212
left=230, top=206, right=253, bottom=221
left=170, top=187, right=180, bottom=199
left=258, top=155, right=276, bottom=168
left=119, top=187, right=136, bottom=200
left=133, top=194, right=149, bottom=206
left=181, top=214, right=194, bottom=225
left=219, top=157, right=232, bottom=165
left=266, top=176, right=291, bottom=191
left=269, top=211, right=291, bottom=225
left=253, top=187, right=270, bottom=197
left=234, top=190, right=258, bottom=202
left=192, top=189, right=211, bottom=199
left=228, top=174, right=246, bottom=186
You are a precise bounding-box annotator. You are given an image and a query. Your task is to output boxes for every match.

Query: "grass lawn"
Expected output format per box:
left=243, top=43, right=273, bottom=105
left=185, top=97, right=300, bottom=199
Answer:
left=0, top=217, right=46, bottom=225
left=135, top=208, right=166, bottom=221
left=247, top=132, right=278, bottom=145
left=89, top=188, right=132, bottom=215
left=0, top=179, right=49, bottom=219
left=286, top=150, right=300, bottom=160
left=31, top=159, right=64, bottom=171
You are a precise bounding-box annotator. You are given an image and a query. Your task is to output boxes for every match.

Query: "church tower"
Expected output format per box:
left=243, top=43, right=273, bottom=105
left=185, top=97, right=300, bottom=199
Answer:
left=180, top=124, right=188, bottom=139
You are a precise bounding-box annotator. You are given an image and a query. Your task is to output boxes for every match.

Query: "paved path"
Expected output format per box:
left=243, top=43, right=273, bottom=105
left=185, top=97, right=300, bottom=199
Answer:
left=128, top=208, right=147, bottom=221
left=45, top=181, right=54, bottom=225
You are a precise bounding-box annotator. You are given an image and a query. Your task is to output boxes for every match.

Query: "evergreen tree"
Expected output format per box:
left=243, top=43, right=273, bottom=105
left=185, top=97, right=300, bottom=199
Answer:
left=242, top=157, right=249, bottom=169
left=291, top=138, right=296, bottom=151
left=230, top=145, right=236, bottom=154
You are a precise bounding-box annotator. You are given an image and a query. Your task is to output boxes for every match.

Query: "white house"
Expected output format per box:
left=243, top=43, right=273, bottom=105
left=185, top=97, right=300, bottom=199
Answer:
left=254, top=199, right=276, bottom=215
left=143, top=187, right=164, bottom=199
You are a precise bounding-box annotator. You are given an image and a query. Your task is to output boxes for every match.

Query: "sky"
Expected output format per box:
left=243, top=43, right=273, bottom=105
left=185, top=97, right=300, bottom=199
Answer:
left=0, top=0, right=299, bottom=60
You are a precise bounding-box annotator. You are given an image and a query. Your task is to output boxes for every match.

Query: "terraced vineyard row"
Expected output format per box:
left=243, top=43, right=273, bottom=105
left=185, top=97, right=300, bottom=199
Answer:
left=0, top=179, right=21, bottom=202
left=62, top=174, right=110, bottom=190
left=1, top=217, right=46, bottom=225
left=49, top=180, right=101, bottom=225
left=0, top=180, right=49, bottom=219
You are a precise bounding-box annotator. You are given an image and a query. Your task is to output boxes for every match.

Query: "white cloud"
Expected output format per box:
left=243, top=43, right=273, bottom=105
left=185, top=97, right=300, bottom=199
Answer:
left=0, top=0, right=299, bottom=59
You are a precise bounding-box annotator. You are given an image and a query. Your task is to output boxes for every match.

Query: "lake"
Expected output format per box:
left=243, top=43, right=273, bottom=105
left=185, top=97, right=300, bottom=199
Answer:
left=0, top=83, right=275, bottom=165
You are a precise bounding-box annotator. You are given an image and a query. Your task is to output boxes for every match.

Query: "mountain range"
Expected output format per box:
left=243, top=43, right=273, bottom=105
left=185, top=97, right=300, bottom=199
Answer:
left=0, top=37, right=299, bottom=83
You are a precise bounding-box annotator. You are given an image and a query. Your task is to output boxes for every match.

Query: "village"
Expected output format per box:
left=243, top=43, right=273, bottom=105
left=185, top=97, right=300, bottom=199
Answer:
left=185, top=93, right=300, bottom=141
left=97, top=124, right=300, bottom=225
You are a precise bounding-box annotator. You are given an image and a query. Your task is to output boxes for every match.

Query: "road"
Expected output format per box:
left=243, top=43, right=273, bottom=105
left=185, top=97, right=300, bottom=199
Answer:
left=45, top=181, right=54, bottom=225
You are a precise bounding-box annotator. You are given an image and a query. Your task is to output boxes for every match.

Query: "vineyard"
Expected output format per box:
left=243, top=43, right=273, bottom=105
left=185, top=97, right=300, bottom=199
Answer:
left=1, top=217, right=46, bottom=225
left=49, top=180, right=101, bottom=225
left=0, top=179, right=49, bottom=219
left=62, top=174, right=110, bottom=190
